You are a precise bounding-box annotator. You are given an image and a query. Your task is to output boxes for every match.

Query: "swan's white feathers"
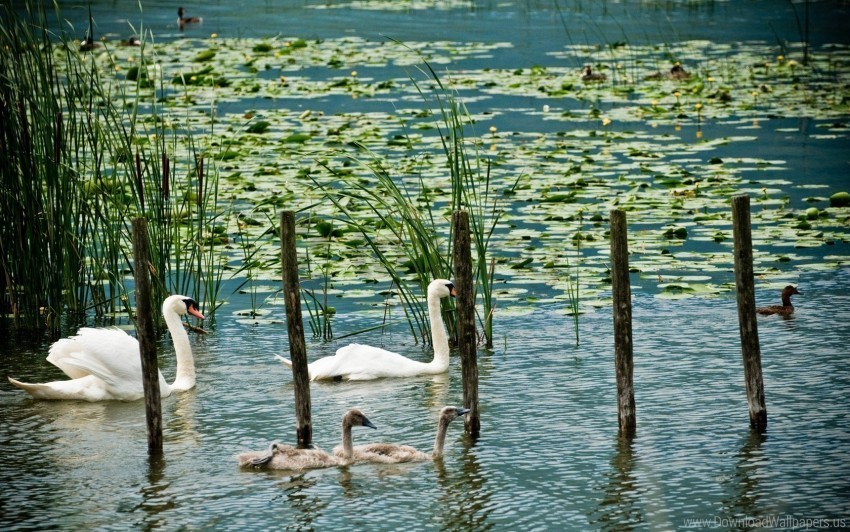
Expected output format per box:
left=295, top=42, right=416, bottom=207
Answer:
left=275, top=279, right=455, bottom=381
left=310, top=343, right=434, bottom=381
left=7, top=375, right=113, bottom=401
left=46, top=328, right=138, bottom=381
left=8, top=294, right=202, bottom=401
left=47, top=328, right=144, bottom=393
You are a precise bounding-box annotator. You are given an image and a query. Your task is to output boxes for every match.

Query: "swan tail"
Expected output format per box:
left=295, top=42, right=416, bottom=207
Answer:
left=7, top=376, right=113, bottom=401
left=274, top=354, right=293, bottom=368
left=237, top=450, right=272, bottom=468
left=7, top=377, right=57, bottom=399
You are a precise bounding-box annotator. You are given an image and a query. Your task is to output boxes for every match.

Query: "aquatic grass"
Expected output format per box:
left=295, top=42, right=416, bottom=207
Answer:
left=302, top=241, right=335, bottom=340
left=0, top=4, right=100, bottom=326
left=564, top=209, right=583, bottom=346
left=410, top=59, right=518, bottom=348
left=315, top=150, right=453, bottom=343
left=0, top=3, right=226, bottom=329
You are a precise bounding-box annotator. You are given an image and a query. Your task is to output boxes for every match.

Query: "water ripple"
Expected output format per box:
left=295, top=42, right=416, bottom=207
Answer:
left=2, top=269, right=850, bottom=529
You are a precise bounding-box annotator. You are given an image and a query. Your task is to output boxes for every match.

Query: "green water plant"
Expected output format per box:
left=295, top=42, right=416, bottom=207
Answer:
left=316, top=151, right=453, bottom=343
left=411, top=59, right=517, bottom=348
left=311, top=57, right=513, bottom=348
left=0, top=3, right=225, bottom=329
left=567, top=209, right=584, bottom=345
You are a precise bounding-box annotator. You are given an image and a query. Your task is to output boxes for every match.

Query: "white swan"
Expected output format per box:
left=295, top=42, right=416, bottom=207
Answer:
left=276, top=279, right=456, bottom=381
left=334, top=405, right=469, bottom=463
left=7, top=295, right=205, bottom=401
left=238, top=408, right=377, bottom=470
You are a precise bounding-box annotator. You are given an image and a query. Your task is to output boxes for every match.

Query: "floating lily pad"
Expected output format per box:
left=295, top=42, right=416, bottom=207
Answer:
left=830, top=191, right=850, bottom=207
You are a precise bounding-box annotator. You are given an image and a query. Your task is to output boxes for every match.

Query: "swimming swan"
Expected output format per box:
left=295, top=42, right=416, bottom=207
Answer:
left=276, top=279, right=456, bottom=380
left=238, top=408, right=377, bottom=470
left=334, top=405, right=469, bottom=463
left=7, top=295, right=205, bottom=401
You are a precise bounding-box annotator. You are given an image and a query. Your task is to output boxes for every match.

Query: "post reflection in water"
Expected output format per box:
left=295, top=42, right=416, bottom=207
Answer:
left=435, top=434, right=493, bottom=530
left=722, top=430, right=768, bottom=518
left=138, top=454, right=173, bottom=530
left=272, top=474, right=325, bottom=529
left=591, top=432, right=642, bottom=530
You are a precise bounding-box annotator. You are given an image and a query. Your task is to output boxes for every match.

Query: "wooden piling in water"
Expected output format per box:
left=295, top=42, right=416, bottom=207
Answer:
left=609, top=209, right=636, bottom=437
left=452, top=210, right=480, bottom=436
left=731, top=195, right=767, bottom=433
left=280, top=211, right=312, bottom=447
left=132, top=217, right=163, bottom=455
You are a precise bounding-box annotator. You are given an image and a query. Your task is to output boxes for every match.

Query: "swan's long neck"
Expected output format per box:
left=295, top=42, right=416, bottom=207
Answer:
left=432, top=415, right=452, bottom=458
left=340, top=419, right=354, bottom=460
left=164, top=308, right=195, bottom=392
left=427, top=291, right=450, bottom=372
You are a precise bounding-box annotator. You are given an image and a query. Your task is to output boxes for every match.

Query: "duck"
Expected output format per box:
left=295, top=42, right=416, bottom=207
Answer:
left=580, top=65, right=606, bottom=83
left=275, top=279, right=456, bottom=381
left=79, top=35, right=101, bottom=52
left=177, top=7, right=202, bottom=28
left=645, top=62, right=692, bottom=81
left=238, top=409, right=377, bottom=470
left=334, top=406, right=469, bottom=464
left=756, top=285, right=802, bottom=315
left=7, top=295, right=205, bottom=401
left=668, top=62, right=691, bottom=80
left=122, top=36, right=141, bottom=47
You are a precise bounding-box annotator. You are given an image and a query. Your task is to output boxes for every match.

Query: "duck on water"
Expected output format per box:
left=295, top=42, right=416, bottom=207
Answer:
left=756, top=285, right=802, bottom=316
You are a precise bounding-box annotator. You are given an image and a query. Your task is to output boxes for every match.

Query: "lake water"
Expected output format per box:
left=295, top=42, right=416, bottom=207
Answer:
left=2, top=1, right=850, bottom=530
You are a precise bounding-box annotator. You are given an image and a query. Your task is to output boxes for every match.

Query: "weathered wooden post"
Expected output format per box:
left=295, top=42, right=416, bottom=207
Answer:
left=731, top=195, right=767, bottom=433
left=452, top=210, right=480, bottom=436
left=132, top=217, right=163, bottom=455
left=280, top=211, right=312, bottom=447
left=609, top=209, right=636, bottom=437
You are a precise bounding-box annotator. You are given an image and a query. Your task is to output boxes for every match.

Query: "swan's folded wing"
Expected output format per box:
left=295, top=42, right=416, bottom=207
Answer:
left=324, top=343, right=425, bottom=380
left=47, top=328, right=143, bottom=391
left=351, top=443, right=429, bottom=463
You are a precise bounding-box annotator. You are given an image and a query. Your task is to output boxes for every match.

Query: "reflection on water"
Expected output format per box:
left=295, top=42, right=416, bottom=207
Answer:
left=590, top=433, right=642, bottom=531
left=274, top=474, right=326, bottom=530
left=138, top=455, right=173, bottom=529
left=2, top=272, right=849, bottom=529
left=722, top=431, right=768, bottom=520
left=435, top=435, right=493, bottom=531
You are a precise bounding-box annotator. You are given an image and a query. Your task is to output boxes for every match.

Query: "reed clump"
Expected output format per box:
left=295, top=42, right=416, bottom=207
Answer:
left=0, top=3, right=224, bottom=330
left=313, top=59, right=511, bottom=347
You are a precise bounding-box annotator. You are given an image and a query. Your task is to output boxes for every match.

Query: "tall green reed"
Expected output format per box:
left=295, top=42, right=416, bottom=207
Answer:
left=565, top=209, right=583, bottom=346
left=312, top=59, right=512, bottom=347
left=316, top=152, right=453, bottom=344
left=411, top=61, right=517, bottom=348
left=0, top=3, right=225, bottom=330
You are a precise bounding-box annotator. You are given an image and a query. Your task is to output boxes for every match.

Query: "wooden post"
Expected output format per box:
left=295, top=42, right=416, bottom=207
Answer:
left=609, top=209, right=636, bottom=437
left=452, top=210, right=480, bottom=436
left=731, top=195, right=767, bottom=432
left=280, top=211, right=312, bottom=447
left=132, top=218, right=163, bottom=455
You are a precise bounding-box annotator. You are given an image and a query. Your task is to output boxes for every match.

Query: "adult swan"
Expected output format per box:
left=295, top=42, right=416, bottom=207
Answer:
left=7, top=295, right=205, bottom=401
left=276, top=279, right=456, bottom=380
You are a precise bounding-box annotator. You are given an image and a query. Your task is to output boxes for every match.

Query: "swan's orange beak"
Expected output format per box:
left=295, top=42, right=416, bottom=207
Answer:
left=188, top=305, right=205, bottom=320
left=450, top=287, right=457, bottom=298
